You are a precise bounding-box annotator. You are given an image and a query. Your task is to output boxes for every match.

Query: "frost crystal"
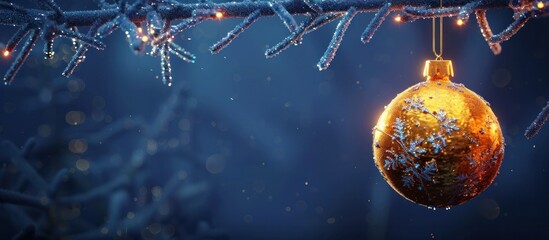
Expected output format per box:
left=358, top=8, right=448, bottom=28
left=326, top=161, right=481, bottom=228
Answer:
left=420, top=160, right=437, bottom=182
left=467, top=156, right=476, bottom=166
left=403, top=97, right=429, bottom=113
left=384, top=150, right=406, bottom=170
left=434, top=109, right=459, bottom=134
left=393, top=118, right=407, bottom=141
left=402, top=175, right=414, bottom=187
left=446, top=82, right=465, bottom=92
left=407, top=137, right=426, bottom=158
left=427, top=133, right=446, bottom=154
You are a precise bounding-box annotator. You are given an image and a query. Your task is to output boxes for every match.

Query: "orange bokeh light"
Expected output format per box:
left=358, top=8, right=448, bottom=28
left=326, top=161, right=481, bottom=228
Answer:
left=394, top=15, right=402, bottom=23
left=215, top=11, right=223, bottom=19
left=537, top=1, right=545, bottom=9
left=457, top=19, right=464, bottom=26
left=3, top=50, right=9, bottom=57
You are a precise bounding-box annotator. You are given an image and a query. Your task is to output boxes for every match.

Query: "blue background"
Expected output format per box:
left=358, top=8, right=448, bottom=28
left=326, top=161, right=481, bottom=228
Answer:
left=1, top=1, right=549, bottom=239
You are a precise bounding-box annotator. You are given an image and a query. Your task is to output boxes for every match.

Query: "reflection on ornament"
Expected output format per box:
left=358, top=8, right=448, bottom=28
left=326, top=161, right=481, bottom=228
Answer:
left=372, top=60, right=505, bottom=208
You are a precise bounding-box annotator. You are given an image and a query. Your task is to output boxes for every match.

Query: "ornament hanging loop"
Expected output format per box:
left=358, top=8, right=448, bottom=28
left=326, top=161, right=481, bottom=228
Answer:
left=425, top=0, right=451, bottom=82
left=432, top=0, right=444, bottom=60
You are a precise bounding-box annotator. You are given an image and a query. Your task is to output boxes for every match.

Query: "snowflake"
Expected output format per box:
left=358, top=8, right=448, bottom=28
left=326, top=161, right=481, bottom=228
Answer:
left=403, top=97, right=429, bottom=113
left=402, top=175, right=414, bottom=187
left=463, top=186, right=476, bottom=196
left=490, top=147, right=505, bottom=164
left=419, top=160, right=437, bottom=182
left=455, top=174, right=468, bottom=182
left=454, top=173, right=479, bottom=196
left=494, top=147, right=505, bottom=159
left=434, top=109, right=459, bottom=134
left=446, top=82, right=464, bottom=92
left=462, top=133, right=479, bottom=145
left=467, top=156, right=476, bottom=166
left=384, top=150, right=407, bottom=170
left=478, top=95, right=491, bottom=106
left=412, top=82, right=427, bottom=91
left=400, top=160, right=438, bottom=188
left=427, top=133, right=446, bottom=154
left=407, top=137, right=426, bottom=158
left=434, top=109, right=447, bottom=120
left=393, top=118, right=407, bottom=141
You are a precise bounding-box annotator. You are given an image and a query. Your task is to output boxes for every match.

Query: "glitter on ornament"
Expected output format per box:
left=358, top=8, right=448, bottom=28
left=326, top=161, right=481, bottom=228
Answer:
left=372, top=60, right=505, bottom=208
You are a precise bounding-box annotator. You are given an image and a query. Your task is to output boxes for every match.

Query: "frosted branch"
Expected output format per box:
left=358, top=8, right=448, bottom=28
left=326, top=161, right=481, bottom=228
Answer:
left=63, top=19, right=106, bottom=77
left=210, top=10, right=261, bottom=54
left=0, top=0, right=546, bottom=85
left=303, top=0, right=323, bottom=13
left=270, top=1, right=298, bottom=32
left=4, top=24, right=32, bottom=54
left=475, top=10, right=501, bottom=55
left=3, top=30, right=40, bottom=85
left=317, top=7, right=357, bottom=70
left=403, top=6, right=461, bottom=18
left=38, top=0, right=64, bottom=20
left=265, top=13, right=318, bottom=58
left=160, top=42, right=173, bottom=86
left=361, top=2, right=392, bottom=44
left=489, top=12, right=531, bottom=43
left=169, top=42, right=196, bottom=63
left=525, top=101, right=549, bottom=139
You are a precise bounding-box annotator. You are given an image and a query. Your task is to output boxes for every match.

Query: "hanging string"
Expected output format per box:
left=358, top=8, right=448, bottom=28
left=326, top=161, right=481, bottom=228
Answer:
left=432, top=0, right=443, bottom=60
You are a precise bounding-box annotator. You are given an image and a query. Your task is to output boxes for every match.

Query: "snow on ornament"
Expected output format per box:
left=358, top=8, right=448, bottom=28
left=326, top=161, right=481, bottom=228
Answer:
left=372, top=60, right=505, bottom=208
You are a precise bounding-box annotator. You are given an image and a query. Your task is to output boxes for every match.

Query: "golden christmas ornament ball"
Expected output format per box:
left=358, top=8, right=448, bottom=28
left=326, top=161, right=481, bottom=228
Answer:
left=372, top=60, right=505, bottom=208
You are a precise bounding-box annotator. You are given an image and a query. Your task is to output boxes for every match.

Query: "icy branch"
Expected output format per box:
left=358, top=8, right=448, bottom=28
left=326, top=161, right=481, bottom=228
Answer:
left=489, top=12, right=531, bottom=43
left=317, top=7, right=357, bottom=70
left=0, top=0, right=547, bottom=85
left=525, top=101, right=549, bottom=139
left=475, top=10, right=502, bottom=55
left=211, top=9, right=261, bottom=54
left=361, top=2, right=392, bottom=43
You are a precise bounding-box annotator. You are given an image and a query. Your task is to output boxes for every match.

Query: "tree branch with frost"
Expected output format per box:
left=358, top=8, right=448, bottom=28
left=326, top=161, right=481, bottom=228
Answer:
left=0, top=0, right=547, bottom=85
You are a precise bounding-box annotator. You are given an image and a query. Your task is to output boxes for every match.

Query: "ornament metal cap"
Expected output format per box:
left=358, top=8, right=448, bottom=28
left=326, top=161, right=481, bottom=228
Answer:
left=423, top=60, right=454, bottom=81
